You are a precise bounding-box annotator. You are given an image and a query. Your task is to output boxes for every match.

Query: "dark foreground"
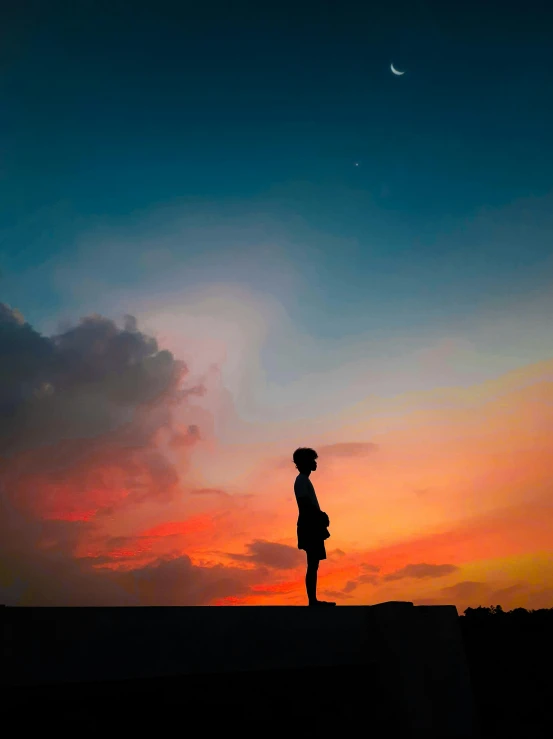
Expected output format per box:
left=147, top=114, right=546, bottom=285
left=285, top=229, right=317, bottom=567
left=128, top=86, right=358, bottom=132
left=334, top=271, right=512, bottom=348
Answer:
left=459, top=608, right=553, bottom=739
left=8, top=664, right=379, bottom=733
left=3, top=604, right=552, bottom=737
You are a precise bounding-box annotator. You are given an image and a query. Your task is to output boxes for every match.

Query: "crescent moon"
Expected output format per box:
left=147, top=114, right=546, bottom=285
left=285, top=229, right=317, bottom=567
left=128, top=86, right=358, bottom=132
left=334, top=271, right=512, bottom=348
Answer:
left=391, top=63, right=405, bottom=76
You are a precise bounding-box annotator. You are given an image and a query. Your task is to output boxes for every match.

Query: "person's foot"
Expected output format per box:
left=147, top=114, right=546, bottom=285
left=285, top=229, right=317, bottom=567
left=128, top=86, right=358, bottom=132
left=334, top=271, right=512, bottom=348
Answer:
left=309, top=600, right=336, bottom=607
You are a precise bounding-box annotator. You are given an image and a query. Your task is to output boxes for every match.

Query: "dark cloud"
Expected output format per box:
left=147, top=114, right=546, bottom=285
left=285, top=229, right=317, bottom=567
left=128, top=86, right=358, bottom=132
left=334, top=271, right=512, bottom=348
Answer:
left=415, top=581, right=503, bottom=610
left=226, top=539, right=304, bottom=570
left=489, top=583, right=527, bottom=602
left=438, top=580, right=490, bottom=598
left=0, top=492, right=136, bottom=605
left=0, top=303, right=52, bottom=431
left=0, top=305, right=205, bottom=457
left=416, top=581, right=517, bottom=609
left=119, top=554, right=254, bottom=606
left=318, top=442, right=378, bottom=459
left=1, top=537, right=256, bottom=607
left=0, top=305, right=206, bottom=522
left=383, top=563, right=459, bottom=581
left=526, top=587, right=553, bottom=610
left=0, top=475, right=260, bottom=606
left=0, top=304, right=234, bottom=605
left=340, top=572, right=379, bottom=594
left=358, top=573, right=379, bottom=585
left=342, top=580, right=359, bottom=593
left=326, top=548, right=347, bottom=561
left=361, top=563, right=380, bottom=573
left=321, top=589, right=354, bottom=600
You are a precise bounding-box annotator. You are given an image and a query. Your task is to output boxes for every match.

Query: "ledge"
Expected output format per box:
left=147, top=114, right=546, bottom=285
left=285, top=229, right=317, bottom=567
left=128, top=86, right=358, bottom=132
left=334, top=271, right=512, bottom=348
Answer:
left=2, top=602, right=480, bottom=737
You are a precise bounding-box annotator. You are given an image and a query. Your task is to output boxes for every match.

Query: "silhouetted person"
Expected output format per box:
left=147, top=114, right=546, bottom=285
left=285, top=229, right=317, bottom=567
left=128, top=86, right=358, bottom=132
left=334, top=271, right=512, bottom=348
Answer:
left=293, top=447, right=335, bottom=607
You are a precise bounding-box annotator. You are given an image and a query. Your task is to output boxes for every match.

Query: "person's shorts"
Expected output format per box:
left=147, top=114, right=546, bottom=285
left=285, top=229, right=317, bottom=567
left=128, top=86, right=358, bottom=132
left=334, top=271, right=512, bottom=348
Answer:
left=297, top=518, right=328, bottom=560
left=303, top=540, right=327, bottom=561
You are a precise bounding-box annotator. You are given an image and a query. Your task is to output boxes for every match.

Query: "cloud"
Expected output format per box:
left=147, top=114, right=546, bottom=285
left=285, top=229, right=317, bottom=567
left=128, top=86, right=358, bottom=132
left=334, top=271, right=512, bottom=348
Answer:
left=318, top=442, right=378, bottom=459
left=438, top=581, right=490, bottom=598
left=411, top=582, right=501, bottom=610
left=383, top=563, right=459, bottom=581
left=361, top=563, right=380, bottom=572
left=321, top=589, right=354, bottom=600
left=0, top=486, right=262, bottom=606
left=526, top=587, right=553, bottom=610
left=489, top=583, right=527, bottom=604
left=0, top=303, right=240, bottom=605
left=0, top=305, right=206, bottom=522
left=225, top=539, right=304, bottom=570
left=249, top=579, right=300, bottom=596
left=190, top=487, right=231, bottom=498
left=335, top=563, right=381, bottom=595
left=0, top=304, right=206, bottom=455
left=74, top=514, right=218, bottom=570
left=342, top=580, right=359, bottom=593
left=119, top=554, right=255, bottom=606
left=340, top=572, right=379, bottom=594
left=0, top=492, right=137, bottom=605
left=358, top=573, right=379, bottom=585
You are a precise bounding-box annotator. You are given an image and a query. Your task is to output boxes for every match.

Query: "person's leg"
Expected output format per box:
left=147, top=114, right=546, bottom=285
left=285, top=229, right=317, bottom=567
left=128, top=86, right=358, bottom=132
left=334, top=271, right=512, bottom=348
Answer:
left=306, top=547, right=336, bottom=606
left=306, top=551, right=319, bottom=605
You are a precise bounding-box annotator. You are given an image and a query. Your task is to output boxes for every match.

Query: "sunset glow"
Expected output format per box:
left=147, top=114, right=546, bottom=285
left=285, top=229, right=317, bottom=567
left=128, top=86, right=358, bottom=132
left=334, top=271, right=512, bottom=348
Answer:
left=2, top=3, right=552, bottom=612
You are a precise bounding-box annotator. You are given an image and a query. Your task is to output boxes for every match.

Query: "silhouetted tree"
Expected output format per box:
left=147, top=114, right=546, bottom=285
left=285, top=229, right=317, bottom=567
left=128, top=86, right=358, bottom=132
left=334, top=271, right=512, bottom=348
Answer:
left=463, top=605, right=552, bottom=620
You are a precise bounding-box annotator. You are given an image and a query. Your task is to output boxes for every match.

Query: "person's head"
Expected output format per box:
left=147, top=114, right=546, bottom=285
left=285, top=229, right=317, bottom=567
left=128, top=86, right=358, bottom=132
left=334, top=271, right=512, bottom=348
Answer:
left=293, top=447, right=318, bottom=474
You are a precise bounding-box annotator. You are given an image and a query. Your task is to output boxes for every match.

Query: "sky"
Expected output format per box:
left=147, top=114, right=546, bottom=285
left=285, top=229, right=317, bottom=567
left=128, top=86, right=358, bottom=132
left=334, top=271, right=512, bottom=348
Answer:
left=1, top=0, right=553, bottom=610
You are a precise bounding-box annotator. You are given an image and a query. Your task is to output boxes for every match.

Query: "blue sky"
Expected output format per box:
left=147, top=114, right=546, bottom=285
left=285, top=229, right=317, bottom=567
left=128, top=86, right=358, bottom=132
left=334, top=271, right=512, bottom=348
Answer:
left=2, top=0, right=553, bottom=350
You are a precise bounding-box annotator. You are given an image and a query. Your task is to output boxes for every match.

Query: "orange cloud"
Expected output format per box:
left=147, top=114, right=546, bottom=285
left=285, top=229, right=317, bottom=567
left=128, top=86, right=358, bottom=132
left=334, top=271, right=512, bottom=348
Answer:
left=142, top=515, right=214, bottom=538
